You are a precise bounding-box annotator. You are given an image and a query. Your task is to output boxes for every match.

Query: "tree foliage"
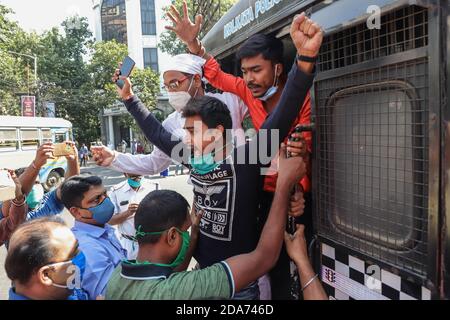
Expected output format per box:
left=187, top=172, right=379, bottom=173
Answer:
left=159, top=0, right=238, bottom=55
left=0, top=6, right=160, bottom=145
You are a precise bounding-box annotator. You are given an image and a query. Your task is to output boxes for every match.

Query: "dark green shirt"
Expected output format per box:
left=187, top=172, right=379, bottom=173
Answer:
left=106, top=261, right=234, bottom=300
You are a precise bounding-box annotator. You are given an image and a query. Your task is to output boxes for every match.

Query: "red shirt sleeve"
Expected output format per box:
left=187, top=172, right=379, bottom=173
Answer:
left=0, top=200, right=27, bottom=245
left=296, top=93, right=312, bottom=193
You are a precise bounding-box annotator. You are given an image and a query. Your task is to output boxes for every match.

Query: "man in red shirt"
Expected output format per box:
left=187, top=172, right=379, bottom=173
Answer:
left=166, top=2, right=319, bottom=299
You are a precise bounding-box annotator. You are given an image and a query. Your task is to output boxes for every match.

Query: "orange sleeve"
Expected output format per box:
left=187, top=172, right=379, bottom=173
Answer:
left=0, top=200, right=27, bottom=244
left=297, top=93, right=312, bottom=193
left=203, top=57, right=267, bottom=127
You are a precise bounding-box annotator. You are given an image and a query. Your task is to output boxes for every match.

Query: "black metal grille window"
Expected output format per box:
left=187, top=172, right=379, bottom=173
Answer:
left=315, top=6, right=429, bottom=276
left=318, top=6, right=428, bottom=72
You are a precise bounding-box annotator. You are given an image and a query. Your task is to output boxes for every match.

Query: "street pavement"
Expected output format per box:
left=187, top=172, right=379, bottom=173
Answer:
left=0, top=161, right=194, bottom=300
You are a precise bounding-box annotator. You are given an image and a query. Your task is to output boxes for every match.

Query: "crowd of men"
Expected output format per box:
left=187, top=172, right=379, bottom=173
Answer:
left=0, top=4, right=328, bottom=300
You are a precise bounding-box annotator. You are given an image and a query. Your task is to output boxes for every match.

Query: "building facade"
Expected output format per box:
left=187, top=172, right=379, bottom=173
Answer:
left=92, top=0, right=172, bottom=151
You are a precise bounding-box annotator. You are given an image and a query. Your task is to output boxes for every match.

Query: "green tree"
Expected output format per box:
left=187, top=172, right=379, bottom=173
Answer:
left=0, top=5, right=161, bottom=146
left=159, top=0, right=237, bottom=55
left=0, top=7, right=41, bottom=115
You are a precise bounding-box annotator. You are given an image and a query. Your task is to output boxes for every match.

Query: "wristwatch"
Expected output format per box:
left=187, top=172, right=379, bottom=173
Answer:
left=296, top=53, right=318, bottom=63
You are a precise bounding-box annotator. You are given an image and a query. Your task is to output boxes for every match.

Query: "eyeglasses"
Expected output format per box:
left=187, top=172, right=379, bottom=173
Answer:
left=163, top=75, right=191, bottom=91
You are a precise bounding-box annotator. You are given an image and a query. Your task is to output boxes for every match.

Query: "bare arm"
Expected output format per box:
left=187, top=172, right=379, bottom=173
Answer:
left=108, top=204, right=137, bottom=226
left=0, top=171, right=27, bottom=245
left=19, top=143, right=55, bottom=196
left=54, top=142, right=80, bottom=201
left=285, top=225, right=328, bottom=300
left=65, top=142, right=80, bottom=179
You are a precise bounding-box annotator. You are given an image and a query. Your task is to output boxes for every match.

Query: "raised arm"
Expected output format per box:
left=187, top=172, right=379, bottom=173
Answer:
left=92, top=145, right=173, bottom=176
left=225, top=145, right=306, bottom=292
left=165, top=1, right=256, bottom=109
left=247, top=14, right=322, bottom=164
left=112, top=71, right=189, bottom=165
left=0, top=171, right=27, bottom=245
left=19, top=143, right=54, bottom=196
left=0, top=144, right=54, bottom=217
left=123, top=95, right=187, bottom=163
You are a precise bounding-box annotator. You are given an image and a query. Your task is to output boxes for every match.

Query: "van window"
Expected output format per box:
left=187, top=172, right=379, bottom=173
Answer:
left=20, top=129, right=39, bottom=150
left=0, top=129, right=18, bottom=152
left=41, top=129, right=52, bottom=142
left=54, top=132, right=67, bottom=143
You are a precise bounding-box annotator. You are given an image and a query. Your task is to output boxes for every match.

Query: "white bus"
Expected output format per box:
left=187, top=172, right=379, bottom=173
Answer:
left=0, top=116, right=73, bottom=191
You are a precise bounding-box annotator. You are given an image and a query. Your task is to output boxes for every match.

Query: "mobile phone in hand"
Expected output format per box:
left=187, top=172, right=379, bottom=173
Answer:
left=53, top=142, right=75, bottom=157
left=116, top=56, right=136, bottom=89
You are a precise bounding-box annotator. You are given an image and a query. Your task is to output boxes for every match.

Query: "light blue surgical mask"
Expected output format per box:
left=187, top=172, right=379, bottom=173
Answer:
left=127, top=178, right=142, bottom=189
left=258, top=65, right=280, bottom=102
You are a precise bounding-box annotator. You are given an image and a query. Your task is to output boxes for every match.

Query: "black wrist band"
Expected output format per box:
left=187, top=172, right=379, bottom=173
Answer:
left=296, top=54, right=318, bottom=63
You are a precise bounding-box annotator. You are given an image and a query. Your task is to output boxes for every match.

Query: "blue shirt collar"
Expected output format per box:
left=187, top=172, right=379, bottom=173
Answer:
left=73, top=220, right=113, bottom=239
left=9, top=287, right=88, bottom=300
left=9, top=288, right=31, bottom=300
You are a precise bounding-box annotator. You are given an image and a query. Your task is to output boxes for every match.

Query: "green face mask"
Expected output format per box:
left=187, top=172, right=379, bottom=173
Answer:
left=189, top=142, right=230, bottom=175
left=134, top=226, right=190, bottom=268
left=26, top=184, right=44, bottom=210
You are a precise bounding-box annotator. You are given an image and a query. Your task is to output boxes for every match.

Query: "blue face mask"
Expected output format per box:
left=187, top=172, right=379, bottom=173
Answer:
left=258, top=65, right=280, bottom=102
left=127, top=178, right=142, bottom=188
left=80, top=197, right=115, bottom=225
left=71, top=251, right=86, bottom=282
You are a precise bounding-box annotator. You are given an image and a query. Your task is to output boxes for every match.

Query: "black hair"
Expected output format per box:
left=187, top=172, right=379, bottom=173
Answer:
left=5, top=217, right=67, bottom=285
left=182, top=96, right=233, bottom=136
left=60, top=174, right=103, bottom=209
left=134, top=190, right=190, bottom=245
left=236, top=33, right=284, bottom=65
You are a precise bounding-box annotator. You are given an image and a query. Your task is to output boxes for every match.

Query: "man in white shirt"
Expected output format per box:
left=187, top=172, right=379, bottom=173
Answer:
left=108, top=173, right=158, bottom=260
left=92, top=53, right=249, bottom=175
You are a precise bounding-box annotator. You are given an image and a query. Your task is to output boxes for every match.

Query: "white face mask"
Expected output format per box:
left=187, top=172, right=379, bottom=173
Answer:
left=168, top=77, right=199, bottom=112
left=168, top=91, right=193, bottom=112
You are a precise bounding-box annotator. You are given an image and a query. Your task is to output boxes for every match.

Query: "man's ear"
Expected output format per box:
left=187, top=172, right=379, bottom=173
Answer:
left=38, top=266, right=53, bottom=287
left=276, top=63, right=283, bottom=77
left=69, top=207, right=87, bottom=220
left=194, top=74, right=203, bottom=88
left=167, top=227, right=178, bottom=246
left=213, top=125, right=225, bottom=142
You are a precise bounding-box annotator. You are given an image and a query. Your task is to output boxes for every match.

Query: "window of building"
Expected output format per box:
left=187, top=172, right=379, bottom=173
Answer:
left=101, top=0, right=128, bottom=44
left=143, top=48, right=159, bottom=72
left=141, top=0, right=157, bottom=35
